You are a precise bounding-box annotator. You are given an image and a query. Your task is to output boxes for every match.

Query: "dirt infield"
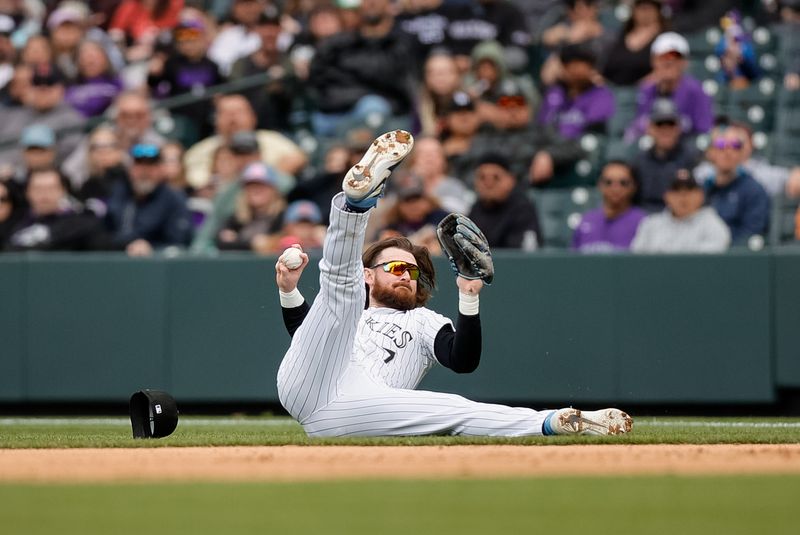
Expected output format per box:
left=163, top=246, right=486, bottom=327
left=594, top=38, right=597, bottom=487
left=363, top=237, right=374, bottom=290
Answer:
left=2, top=444, right=800, bottom=482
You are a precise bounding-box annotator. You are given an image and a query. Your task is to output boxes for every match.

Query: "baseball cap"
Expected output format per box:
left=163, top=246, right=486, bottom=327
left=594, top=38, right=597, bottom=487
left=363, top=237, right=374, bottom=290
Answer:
left=131, top=143, right=162, bottom=163
left=450, top=91, right=475, bottom=112
left=21, top=124, right=56, bottom=149
left=649, top=98, right=680, bottom=123
left=256, top=6, right=281, bottom=25
left=476, top=152, right=512, bottom=173
left=284, top=200, right=322, bottom=224
left=229, top=131, right=260, bottom=154
left=240, top=161, right=278, bottom=187
left=668, top=169, right=700, bottom=191
left=336, top=0, right=362, bottom=8
left=559, top=43, right=597, bottom=66
left=31, top=65, right=64, bottom=87
left=394, top=174, right=426, bottom=201
left=174, top=18, right=206, bottom=41
left=46, top=3, right=88, bottom=30
left=651, top=32, right=690, bottom=57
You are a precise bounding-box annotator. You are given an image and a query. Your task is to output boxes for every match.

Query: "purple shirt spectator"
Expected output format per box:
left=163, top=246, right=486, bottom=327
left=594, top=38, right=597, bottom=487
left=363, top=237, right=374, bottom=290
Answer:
left=65, top=76, right=124, bottom=117
left=538, top=83, right=615, bottom=140
left=572, top=206, right=647, bottom=253
left=627, top=75, right=713, bottom=142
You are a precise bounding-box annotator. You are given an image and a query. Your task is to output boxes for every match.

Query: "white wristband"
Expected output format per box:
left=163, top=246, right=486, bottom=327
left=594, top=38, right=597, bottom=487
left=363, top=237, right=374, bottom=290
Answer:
left=279, top=288, right=305, bottom=308
left=458, top=291, right=480, bottom=316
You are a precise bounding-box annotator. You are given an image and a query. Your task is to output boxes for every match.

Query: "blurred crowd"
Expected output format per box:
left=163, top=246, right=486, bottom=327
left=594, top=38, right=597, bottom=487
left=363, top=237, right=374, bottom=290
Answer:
left=1, top=0, right=800, bottom=257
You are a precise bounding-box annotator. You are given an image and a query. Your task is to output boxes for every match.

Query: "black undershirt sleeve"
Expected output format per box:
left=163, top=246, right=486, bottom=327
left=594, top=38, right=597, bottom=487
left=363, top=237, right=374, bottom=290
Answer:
left=434, top=313, right=482, bottom=373
left=282, top=301, right=310, bottom=337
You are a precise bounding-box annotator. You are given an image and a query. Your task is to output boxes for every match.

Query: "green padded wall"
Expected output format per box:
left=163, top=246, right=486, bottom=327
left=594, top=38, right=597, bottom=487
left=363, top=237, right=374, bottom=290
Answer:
left=0, top=257, right=24, bottom=400
left=420, top=252, right=774, bottom=404
left=0, top=251, right=791, bottom=405
left=24, top=255, right=169, bottom=400
left=774, top=251, right=800, bottom=387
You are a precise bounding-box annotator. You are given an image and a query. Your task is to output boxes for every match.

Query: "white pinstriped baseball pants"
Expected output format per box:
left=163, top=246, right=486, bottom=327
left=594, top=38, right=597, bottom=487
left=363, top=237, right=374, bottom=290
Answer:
left=276, top=194, right=551, bottom=437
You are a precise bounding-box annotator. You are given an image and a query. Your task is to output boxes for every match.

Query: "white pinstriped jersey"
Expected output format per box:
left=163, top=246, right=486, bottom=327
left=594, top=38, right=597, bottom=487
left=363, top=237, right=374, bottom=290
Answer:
left=351, top=307, right=452, bottom=389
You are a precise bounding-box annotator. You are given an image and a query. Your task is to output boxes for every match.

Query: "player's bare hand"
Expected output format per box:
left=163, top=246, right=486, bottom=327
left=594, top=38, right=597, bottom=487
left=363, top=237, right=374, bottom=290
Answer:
left=275, top=244, right=309, bottom=292
left=456, top=276, right=483, bottom=296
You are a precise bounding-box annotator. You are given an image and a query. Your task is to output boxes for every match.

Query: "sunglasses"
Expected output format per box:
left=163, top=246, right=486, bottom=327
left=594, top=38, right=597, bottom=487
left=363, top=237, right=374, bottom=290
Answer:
left=712, top=138, right=743, bottom=150
left=131, top=144, right=161, bottom=159
left=600, top=177, right=633, bottom=187
left=653, top=120, right=678, bottom=128
left=0, top=195, right=9, bottom=203
left=370, top=261, right=420, bottom=281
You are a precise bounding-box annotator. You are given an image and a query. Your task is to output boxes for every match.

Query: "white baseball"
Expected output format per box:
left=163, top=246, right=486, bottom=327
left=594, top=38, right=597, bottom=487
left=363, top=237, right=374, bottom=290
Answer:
left=280, top=247, right=303, bottom=270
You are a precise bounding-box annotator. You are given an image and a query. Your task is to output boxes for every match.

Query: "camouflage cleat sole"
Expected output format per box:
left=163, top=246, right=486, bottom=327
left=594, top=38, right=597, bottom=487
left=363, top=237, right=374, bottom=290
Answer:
left=551, top=407, right=633, bottom=436
left=342, top=129, right=414, bottom=208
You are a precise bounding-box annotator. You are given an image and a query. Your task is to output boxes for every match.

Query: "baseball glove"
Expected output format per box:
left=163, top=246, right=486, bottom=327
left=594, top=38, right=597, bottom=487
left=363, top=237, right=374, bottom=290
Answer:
left=436, top=213, right=494, bottom=285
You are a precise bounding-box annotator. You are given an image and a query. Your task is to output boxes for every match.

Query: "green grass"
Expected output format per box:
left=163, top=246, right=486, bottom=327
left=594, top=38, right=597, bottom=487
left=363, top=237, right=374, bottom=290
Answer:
left=1, top=416, right=800, bottom=448
left=1, top=476, right=799, bottom=535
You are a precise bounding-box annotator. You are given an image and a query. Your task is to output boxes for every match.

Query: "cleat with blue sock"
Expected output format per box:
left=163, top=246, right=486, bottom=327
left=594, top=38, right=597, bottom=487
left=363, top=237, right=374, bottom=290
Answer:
left=342, top=129, right=414, bottom=210
left=545, top=407, right=633, bottom=436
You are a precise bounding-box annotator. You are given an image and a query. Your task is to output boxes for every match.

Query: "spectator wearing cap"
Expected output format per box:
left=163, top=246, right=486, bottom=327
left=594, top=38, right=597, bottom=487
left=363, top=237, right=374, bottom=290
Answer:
left=632, top=169, right=730, bottom=253
left=632, top=98, right=702, bottom=212
left=0, top=14, right=14, bottom=91
left=65, top=39, right=123, bottom=117
left=210, top=0, right=273, bottom=76
left=105, top=143, right=192, bottom=256
left=14, top=124, right=59, bottom=183
left=572, top=160, right=646, bottom=253
left=216, top=161, right=287, bottom=253
left=601, top=0, right=667, bottom=87
left=0, top=63, right=85, bottom=170
left=626, top=31, right=713, bottom=143
left=147, top=16, right=224, bottom=138
left=276, top=199, right=326, bottom=253
left=468, top=153, right=542, bottom=250
left=109, top=0, right=184, bottom=62
left=530, top=44, right=615, bottom=186
left=694, top=121, right=800, bottom=198
left=465, top=40, right=539, bottom=131
left=5, top=168, right=107, bottom=252
left=377, top=172, right=449, bottom=252
left=440, top=90, right=482, bottom=179
left=307, top=0, right=420, bottom=137
left=702, top=126, right=769, bottom=246
left=183, top=94, right=306, bottom=193
left=230, top=9, right=298, bottom=133
left=47, top=2, right=125, bottom=81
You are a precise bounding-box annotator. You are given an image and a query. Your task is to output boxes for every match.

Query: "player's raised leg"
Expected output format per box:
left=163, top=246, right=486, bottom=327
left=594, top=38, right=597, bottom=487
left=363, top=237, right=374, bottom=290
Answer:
left=276, top=130, right=414, bottom=423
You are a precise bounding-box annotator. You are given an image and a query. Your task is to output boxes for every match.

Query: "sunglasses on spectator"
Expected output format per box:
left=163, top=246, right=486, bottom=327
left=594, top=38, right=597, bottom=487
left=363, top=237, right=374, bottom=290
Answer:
left=600, top=177, right=633, bottom=187
left=497, top=95, right=526, bottom=108
left=0, top=195, right=9, bottom=203
left=370, top=261, right=420, bottom=281
left=712, top=138, right=743, bottom=150
left=653, top=120, right=678, bottom=127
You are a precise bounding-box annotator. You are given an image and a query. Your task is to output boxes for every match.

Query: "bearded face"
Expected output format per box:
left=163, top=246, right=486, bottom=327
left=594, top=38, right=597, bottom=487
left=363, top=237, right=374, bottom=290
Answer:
left=369, top=273, right=417, bottom=311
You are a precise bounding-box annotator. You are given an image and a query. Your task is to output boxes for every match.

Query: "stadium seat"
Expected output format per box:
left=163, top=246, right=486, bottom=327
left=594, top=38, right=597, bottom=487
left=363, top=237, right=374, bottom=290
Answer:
left=722, top=78, right=778, bottom=132
left=769, top=193, right=800, bottom=246
left=529, top=186, right=600, bottom=249
left=686, top=28, right=721, bottom=58
left=775, top=89, right=800, bottom=138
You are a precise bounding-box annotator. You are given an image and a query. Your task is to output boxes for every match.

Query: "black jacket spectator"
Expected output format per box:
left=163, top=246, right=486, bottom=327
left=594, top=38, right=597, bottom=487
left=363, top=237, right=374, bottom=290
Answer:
left=5, top=210, right=106, bottom=251
left=633, top=139, right=702, bottom=211
left=308, top=27, right=419, bottom=115
left=105, top=180, right=192, bottom=249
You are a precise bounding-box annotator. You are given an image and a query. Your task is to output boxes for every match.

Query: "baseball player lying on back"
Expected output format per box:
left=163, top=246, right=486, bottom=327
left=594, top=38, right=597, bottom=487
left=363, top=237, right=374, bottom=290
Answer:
left=275, top=130, right=633, bottom=437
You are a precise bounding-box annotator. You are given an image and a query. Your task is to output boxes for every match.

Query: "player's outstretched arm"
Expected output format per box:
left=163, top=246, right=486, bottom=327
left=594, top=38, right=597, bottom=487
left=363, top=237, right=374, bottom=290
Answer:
left=276, top=245, right=311, bottom=337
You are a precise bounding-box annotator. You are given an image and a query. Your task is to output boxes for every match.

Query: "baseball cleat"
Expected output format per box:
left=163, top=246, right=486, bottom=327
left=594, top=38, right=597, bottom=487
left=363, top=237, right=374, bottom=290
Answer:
left=342, top=129, right=414, bottom=209
left=549, top=407, right=633, bottom=436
